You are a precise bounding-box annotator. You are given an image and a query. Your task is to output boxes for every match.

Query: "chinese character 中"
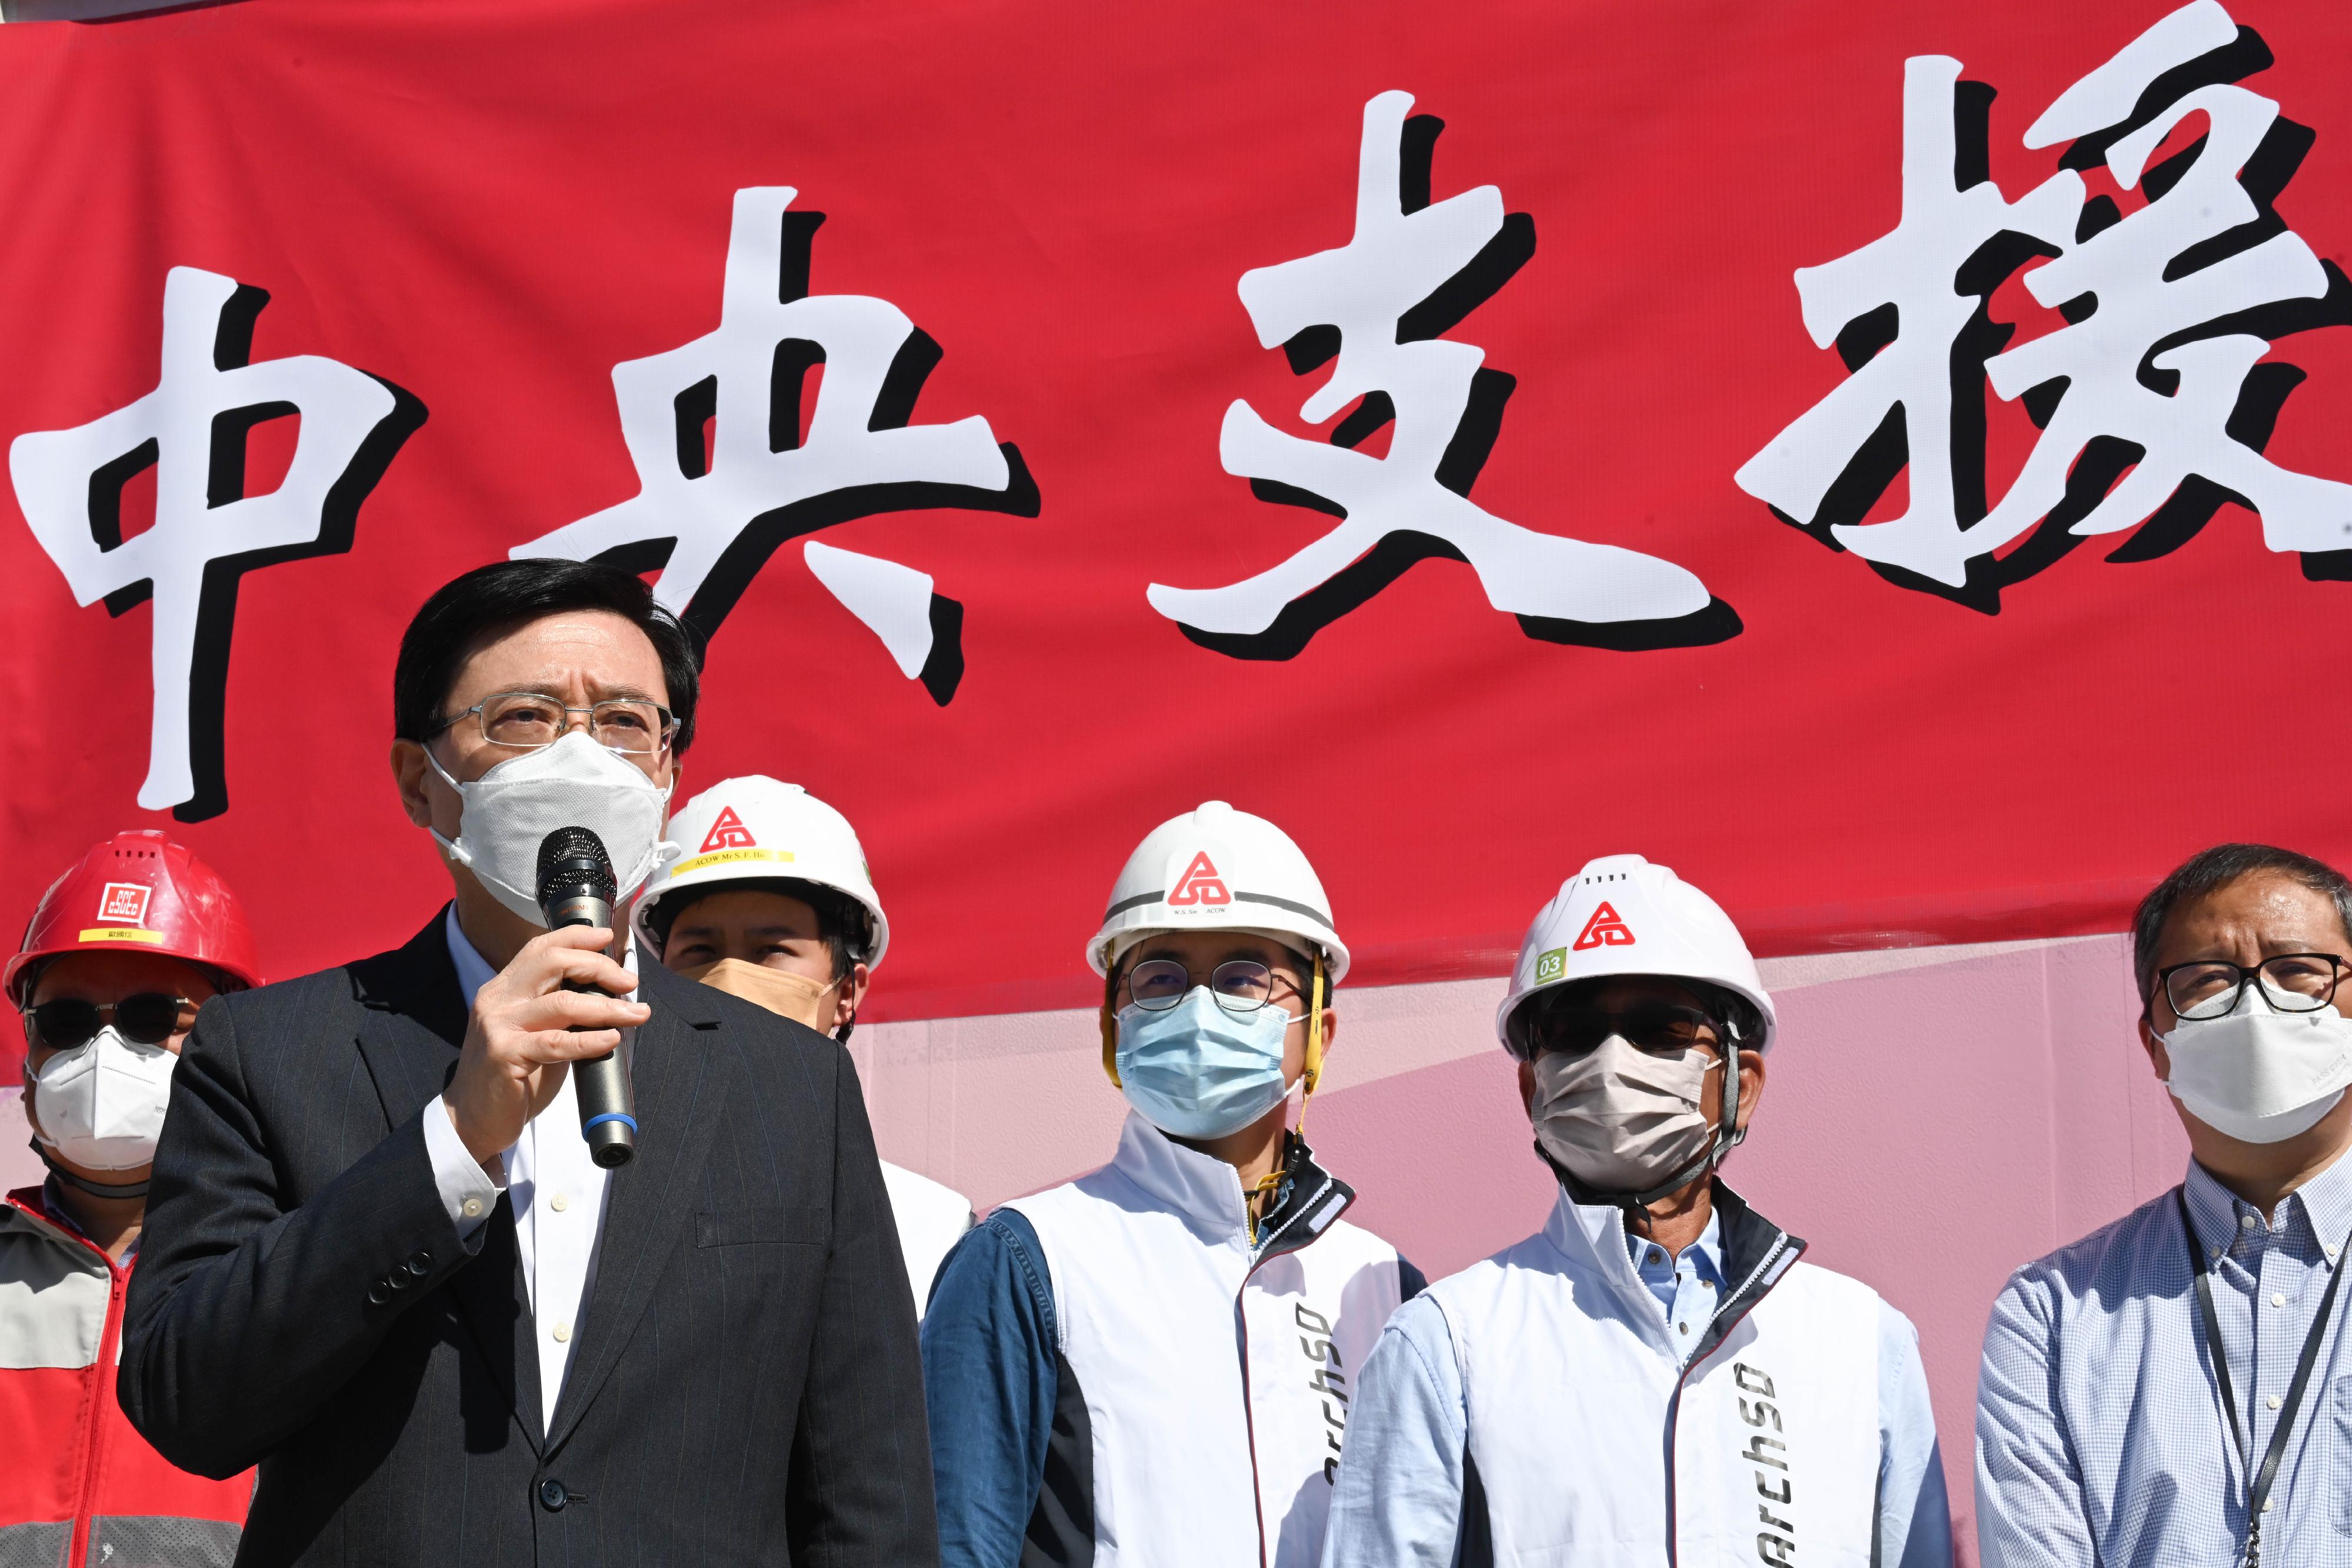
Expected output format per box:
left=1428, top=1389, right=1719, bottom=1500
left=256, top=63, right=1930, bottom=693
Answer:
left=9, top=266, right=422, bottom=818
left=1149, top=91, right=1731, bottom=658
left=514, top=186, right=1037, bottom=704
left=1738, top=0, right=2352, bottom=601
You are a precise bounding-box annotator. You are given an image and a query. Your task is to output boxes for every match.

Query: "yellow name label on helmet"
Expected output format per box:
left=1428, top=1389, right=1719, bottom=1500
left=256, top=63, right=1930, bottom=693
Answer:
left=79, top=927, right=165, bottom=945
left=671, top=847, right=797, bottom=878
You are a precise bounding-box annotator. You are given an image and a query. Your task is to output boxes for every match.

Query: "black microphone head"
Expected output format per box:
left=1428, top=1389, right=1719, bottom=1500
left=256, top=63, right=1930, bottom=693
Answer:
left=537, top=827, right=617, bottom=910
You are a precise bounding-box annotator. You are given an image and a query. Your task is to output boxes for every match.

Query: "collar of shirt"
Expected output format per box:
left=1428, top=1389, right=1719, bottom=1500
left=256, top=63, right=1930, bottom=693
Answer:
left=2180, top=1140, right=2352, bottom=1277
left=1623, top=1208, right=1724, bottom=1309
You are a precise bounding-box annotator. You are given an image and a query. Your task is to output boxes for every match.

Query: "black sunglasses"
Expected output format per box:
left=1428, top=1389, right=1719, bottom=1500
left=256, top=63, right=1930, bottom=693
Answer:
left=25, top=994, right=197, bottom=1050
left=1525, top=999, right=1726, bottom=1058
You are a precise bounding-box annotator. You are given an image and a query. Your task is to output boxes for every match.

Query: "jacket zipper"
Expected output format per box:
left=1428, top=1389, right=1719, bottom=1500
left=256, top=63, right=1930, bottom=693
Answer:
left=1659, top=1229, right=1797, bottom=1567
left=65, top=1231, right=130, bottom=1568
left=1233, top=1168, right=1349, bottom=1568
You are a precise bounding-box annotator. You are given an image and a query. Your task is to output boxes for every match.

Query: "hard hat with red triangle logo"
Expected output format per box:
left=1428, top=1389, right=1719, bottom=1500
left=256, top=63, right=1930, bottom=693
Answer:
left=630, top=775, right=889, bottom=967
left=1495, top=853, right=1774, bottom=1059
left=1086, top=801, right=1348, bottom=982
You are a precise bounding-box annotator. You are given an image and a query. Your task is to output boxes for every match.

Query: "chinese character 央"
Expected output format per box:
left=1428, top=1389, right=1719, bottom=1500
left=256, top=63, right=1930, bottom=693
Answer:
left=9, top=266, right=422, bottom=818
left=514, top=186, right=1037, bottom=704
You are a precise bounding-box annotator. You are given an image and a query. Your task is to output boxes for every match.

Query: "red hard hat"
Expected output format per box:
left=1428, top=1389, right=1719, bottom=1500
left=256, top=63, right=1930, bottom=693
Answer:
left=6, top=830, right=262, bottom=1004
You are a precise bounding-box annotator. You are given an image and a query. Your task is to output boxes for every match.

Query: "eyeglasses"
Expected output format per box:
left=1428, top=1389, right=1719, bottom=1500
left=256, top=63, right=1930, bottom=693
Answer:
left=431, top=691, right=677, bottom=761
left=2159, top=953, right=2350, bottom=1021
left=1524, top=999, right=1725, bottom=1059
left=1122, top=958, right=1305, bottom=1017
left=25, top=994, right=198, bottom=1050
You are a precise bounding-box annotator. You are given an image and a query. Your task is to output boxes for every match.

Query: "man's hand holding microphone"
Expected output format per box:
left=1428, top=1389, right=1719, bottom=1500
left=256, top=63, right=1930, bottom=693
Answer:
left=445, top=828, right=644, bottom=1171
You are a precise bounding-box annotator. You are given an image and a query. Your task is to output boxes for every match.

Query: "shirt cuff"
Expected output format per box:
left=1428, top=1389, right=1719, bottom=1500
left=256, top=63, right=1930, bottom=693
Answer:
left=422, top=1092, right=506, bottom=1235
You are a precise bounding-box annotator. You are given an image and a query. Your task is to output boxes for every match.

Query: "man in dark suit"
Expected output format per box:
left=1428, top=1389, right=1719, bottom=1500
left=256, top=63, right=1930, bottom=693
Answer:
left=119, top=560, right=937, bottom=1566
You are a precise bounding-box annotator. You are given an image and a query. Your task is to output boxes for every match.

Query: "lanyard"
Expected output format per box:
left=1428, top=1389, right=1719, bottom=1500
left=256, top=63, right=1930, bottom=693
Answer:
left=2176, top=1189, right=2348, bottom=1568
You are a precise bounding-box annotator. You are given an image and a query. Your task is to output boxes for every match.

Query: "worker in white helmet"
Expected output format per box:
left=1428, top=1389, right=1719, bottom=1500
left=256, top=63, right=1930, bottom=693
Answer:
left=921, top=801, right=1421, bottom=1568
left=632, top=775, right=974, bottom=1314
left=1322, top=854, right=1952, bottom=1568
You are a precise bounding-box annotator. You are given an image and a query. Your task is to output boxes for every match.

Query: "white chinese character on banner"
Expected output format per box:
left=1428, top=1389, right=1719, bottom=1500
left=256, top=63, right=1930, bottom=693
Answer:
left=1149, top=91, right=1729, bottom=657
left=1739, top=1, right=2352, bottom=601
left=9, top=266, right=421, bottom=818
left=515, top=187, right=1036, bottom=703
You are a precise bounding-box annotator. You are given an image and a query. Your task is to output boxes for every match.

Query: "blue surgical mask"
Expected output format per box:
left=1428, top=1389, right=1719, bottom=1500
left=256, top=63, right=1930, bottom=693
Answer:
left=1116, top=987, right=1294, bottom=1139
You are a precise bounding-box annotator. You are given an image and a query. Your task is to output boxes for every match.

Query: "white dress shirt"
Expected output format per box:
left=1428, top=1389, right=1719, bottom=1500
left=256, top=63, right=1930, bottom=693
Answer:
left=420, top=907, right=623, bottom=1432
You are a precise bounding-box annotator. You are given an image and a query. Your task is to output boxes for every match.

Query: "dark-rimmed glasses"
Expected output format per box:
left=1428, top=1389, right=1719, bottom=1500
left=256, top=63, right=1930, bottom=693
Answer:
left=431, top=691, right=676, bottom=758
left=25, top=994, right=198, bottom=1050
left=2157, top=954, right=2350, bottom=1021
left=1122, top=959, right=1303, bottom=1017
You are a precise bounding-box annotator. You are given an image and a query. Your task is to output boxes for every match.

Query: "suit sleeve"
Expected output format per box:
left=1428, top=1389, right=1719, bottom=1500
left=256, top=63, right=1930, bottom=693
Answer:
left=117, top=992, right=485, bottom=1477
left=784, top=1039, right=941, bottom=1566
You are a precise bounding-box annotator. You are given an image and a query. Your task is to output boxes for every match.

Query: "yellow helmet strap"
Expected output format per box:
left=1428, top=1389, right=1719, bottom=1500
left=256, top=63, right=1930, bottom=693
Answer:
left=1101, top=965, right=1122, bottom=1087
left=1296, top=953, right=1325, bottom=1141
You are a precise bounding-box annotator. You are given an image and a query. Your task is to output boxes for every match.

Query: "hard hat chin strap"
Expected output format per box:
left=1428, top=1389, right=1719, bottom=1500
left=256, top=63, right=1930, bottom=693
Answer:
left=1100, top=967, right=1122, bottom=1088
left=1295, top=954, right=1325, bottom=1142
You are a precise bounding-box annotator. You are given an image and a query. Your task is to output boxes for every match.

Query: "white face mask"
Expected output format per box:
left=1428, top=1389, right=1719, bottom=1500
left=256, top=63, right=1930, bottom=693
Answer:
left=2160, top=984, right=2352, bottom=1144
left=1531, top=1035, right=1721, bottom=1192
left=31, top=1028, right=177, bottom=1171
left=428, top=730, right=677, bottom=925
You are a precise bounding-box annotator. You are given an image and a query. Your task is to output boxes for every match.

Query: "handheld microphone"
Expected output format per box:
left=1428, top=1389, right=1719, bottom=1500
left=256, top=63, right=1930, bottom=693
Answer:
left=536, top=827, right=636, bottom=1169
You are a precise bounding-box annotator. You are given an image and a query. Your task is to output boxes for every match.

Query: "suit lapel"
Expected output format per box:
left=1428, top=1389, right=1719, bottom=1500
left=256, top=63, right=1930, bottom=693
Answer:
left=348, top=910, right=467, bottom=1132
left=350, top=906, right=544, bottom=1455
left=543, top=960, right=725, bottom=1455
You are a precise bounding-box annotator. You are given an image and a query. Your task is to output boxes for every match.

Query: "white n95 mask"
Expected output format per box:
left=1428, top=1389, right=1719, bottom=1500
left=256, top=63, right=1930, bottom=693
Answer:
left=2160, top=986, right=2352, bottom=1144
left=429, top=731, right=676, bottom=925
left=1531, top=1035, right=1719, bottom=1193
left=31, top=1029, right=177, bottom=1171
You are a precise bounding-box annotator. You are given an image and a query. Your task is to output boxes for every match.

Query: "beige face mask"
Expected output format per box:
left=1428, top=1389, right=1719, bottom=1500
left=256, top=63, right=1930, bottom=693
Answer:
left=676, top=958, right=840, bottom=1031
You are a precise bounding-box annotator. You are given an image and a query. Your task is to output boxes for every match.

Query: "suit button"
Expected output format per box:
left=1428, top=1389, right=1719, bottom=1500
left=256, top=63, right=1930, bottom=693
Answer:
left=387, top=1271, right=409, bottom=1291
left=539, top=1478, right=569, bottom=1512
left=405, top=1251, right=432, bottom=1277
left=367, top=1279, right=392, bottom=1305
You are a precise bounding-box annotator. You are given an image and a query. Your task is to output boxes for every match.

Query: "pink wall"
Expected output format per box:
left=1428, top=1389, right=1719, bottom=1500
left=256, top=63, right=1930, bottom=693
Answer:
left=0, top=930, right=2189, bottom=1560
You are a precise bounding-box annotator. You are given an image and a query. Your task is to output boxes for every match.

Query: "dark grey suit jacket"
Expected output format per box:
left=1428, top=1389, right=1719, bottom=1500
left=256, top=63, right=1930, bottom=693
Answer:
left=119, top=910, right=938, bottom=1567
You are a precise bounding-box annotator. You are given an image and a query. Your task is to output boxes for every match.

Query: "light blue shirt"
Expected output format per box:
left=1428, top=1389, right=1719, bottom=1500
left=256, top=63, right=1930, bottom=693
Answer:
left=1975, top=1149, right=2352, bottom=1567
left=1625, top=1209, right=1725, bottom=1351
left=1324, top=1198, right=1950, bottom=1567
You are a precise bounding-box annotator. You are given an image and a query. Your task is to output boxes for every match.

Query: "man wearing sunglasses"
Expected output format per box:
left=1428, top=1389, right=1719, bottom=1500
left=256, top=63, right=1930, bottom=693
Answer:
left=2, top=830, right=262, bottom=1567
left=1976, top=843, right=2352, bottom=1568
left=921, top=801, right=1418, bottom=1568
left=1325, top=854, right=1951, bottom=1567
left=116, top=560, right=936, bottom=1567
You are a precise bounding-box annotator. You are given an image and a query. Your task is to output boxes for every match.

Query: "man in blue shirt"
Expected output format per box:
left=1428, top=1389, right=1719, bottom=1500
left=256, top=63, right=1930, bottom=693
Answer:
left=1324, top=854, right=1950, bottom=1567
left=1977, top=843, right=2352, bottom=1567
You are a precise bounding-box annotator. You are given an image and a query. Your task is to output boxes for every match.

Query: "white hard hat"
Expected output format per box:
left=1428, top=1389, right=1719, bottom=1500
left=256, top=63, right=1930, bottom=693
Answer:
left=1495, top=853, right=1773, bottom=1058
left=632, top=776, right=889, bottom=968
left=1086, top=801, right=1349, bottom=982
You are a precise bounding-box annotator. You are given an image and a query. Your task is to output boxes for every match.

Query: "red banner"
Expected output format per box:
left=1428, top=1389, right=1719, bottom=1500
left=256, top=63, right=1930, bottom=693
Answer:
left=3, top=0, right=2349, bottom=1021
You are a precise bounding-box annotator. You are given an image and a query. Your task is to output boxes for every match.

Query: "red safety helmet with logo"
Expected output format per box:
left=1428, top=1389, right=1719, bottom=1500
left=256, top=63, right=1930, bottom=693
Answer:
left=6, top=830, right=263, bottom=1007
